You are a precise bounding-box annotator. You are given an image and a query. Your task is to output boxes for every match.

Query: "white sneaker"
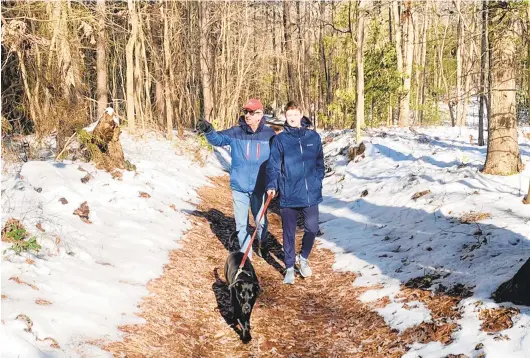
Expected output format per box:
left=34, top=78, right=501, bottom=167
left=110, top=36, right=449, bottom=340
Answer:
left=296, top=254, right=312, bottom=278
left=283, top=267, right=295, bottom=284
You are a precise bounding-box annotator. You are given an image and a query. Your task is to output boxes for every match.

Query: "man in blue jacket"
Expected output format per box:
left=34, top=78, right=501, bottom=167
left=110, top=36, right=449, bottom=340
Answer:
left=197, top=99, right=275, bottom=260
left=266, top=101, right=324, bottom=284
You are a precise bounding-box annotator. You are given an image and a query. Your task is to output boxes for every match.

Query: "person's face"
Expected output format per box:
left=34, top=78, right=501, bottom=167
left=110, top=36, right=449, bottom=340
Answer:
left=285, top=108, right=302, bottom=128
left=243, top=109, right=263, bottom=128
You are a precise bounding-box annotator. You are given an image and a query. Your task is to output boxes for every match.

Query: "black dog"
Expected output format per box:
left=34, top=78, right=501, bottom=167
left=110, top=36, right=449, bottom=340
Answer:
left=224, top=231, right=260, bottom=343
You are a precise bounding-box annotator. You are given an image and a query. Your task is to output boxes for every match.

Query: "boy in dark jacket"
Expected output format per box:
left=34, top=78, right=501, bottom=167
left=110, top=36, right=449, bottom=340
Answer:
left=266, top=101, right=324, bottom=284
left=197, top=99, right=275, bottom=259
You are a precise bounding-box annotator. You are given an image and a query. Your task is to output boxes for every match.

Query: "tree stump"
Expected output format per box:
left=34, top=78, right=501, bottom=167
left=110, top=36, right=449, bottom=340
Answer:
left=75, top=108, right=126, bottom=171
left=493, top=258, right=530, bottom=306
left=348, top=142, right=366, bottom=162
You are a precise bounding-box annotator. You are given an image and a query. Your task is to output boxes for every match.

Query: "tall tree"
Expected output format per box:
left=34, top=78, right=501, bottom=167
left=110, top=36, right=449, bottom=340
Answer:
left=483, top=2, right=522, bottom=175
left=400, top=0, right=414, bottom=127
left=126, top=0, right=137, bottom=131
left=418, top=0, right=430, bottom=125
left=456, top=0, right=464, bottom=126
left=356, top=0, right=366, bottom=143
left=478, top=0, right=488, bottom=146
left=392, top=0, right=403, bottom=124
left=283, top=0, right=296, bottom=102
left=199, top=0, right=214, bottom=122
left=96, top=0, right=108, bottom=120
left=161, top=2, right=174, bottom=139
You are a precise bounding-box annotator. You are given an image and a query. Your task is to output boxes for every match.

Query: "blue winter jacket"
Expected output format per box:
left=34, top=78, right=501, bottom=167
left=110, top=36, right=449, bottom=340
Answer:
left=205, top=116, right=275, bottom=194
left=266, top=117, right=325, bottom=208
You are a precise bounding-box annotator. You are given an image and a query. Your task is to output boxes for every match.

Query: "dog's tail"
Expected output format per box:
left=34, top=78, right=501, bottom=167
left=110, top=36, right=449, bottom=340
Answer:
left=228, top=231, right=239, bottom=252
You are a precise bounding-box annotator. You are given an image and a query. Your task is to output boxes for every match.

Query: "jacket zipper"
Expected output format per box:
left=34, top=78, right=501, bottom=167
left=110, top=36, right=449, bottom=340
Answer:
left=299, top=139, right=310, bottom=205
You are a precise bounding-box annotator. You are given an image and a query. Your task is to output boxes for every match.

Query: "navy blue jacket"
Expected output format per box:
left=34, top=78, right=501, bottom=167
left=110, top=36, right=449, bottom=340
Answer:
left=205, top=116, right=275, bottom=194
left=266, top=117, right=324, bottom=208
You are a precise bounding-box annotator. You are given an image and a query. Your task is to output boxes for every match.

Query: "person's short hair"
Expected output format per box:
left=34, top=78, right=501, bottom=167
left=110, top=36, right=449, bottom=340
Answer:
left=284, top=101, right=302, bottom=112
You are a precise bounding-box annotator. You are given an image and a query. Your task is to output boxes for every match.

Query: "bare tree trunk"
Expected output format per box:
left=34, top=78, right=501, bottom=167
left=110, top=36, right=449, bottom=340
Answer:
left=484, top=5, right=522, bottom=175
left=456, top=0, right=464, bottom=126
left=419, top=0, right=430, bottom=125
left=126, top=0, right=137, bottom=131
left=96, top=0, right=107, bottom=121
left=356, top=0, right=366, bottom=143
left=283, top=0, right=296, bottom=101
left=162, top=2, right=173, bottom=139
left=304, top=1, right=312, bottom=115
left=478, top=0, right=487, bottom=146
left=392, top=0, right=403, bottom=123
left=199, top=0, right=214, bottom=122
left=400, top=1, right=414, bottom=127
left=527, top=2, right=530, bottom=122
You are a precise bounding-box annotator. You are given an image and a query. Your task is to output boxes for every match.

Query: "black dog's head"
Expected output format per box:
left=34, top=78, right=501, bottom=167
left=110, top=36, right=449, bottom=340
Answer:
left=233, top=280, right=259, bottom=315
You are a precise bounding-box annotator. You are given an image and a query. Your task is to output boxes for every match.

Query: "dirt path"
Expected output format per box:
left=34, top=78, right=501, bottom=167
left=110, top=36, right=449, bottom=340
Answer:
left=104, top=176, right=463, bottom=357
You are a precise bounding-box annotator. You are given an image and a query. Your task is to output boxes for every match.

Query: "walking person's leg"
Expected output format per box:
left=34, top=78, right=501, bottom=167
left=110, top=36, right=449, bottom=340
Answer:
left=232, top=190, right=252, bottom=259
left=250, top=191, right=269, bottom=256
left=280, top=207, right=299, bottom=284
left=296, top=205, right=319, bottom=278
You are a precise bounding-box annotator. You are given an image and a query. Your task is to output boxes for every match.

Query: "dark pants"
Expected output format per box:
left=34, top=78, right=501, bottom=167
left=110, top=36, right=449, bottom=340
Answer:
left=280, top=205, right=319, bottom=269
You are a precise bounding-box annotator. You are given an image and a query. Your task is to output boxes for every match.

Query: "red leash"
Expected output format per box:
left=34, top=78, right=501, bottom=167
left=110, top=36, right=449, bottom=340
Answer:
left=239, top=193, right=273, bottom=269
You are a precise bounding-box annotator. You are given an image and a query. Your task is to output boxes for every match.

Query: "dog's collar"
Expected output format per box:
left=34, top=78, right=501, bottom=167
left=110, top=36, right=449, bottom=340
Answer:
left=229, top=268, right=253, bottom=289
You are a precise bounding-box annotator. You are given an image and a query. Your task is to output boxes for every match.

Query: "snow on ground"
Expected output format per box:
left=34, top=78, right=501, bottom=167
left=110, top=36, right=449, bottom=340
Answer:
left=3, top=118, right=530, bottom=358
left=319, top=125, right=530, bottom=358
left=1, top=131, right=223, bottom=357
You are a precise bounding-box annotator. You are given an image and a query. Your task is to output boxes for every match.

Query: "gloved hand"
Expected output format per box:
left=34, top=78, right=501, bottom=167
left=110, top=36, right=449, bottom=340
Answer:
left=196, top=119, right=213, bottom=133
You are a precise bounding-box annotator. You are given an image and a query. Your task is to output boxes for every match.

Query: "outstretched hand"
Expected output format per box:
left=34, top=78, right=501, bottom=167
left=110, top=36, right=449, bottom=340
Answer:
left=196, top=119, right=213, bottom=133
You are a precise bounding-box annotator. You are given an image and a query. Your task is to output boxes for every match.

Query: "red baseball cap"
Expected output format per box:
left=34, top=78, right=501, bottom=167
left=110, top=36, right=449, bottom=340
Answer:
left=242, top=98, right=264, bottom=111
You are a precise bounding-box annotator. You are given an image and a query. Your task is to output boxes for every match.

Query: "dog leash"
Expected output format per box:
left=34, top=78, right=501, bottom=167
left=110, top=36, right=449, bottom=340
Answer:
left=237, top=192, right=273, bottom=273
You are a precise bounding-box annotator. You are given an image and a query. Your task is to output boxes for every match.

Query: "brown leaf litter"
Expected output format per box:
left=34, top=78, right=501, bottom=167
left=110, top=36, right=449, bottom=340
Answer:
left=412, top=190, right=431, bottom=200
left=81, top=173, right=93, bottom=184
left=38, top=337, right=60, bottom=349
left=16, top=314, right=33, bottom=332
left=111, top=170, right=123, bottom=180
left=103, top=175, right=465, bottom=357
left=9, top=276, right=38, bottom=290
left=35, top=299, right=52, bottom=306
left=73, top=201, right=91, bottom=224
left=139, top=191, right=151, bottom=199
left=460, top=211, right=491, bottom=224
left=479, top=307, right=520, bottom=332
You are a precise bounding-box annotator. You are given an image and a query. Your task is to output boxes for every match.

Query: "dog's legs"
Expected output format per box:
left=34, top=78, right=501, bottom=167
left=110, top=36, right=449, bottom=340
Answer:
left=229, top=287, right=236, bottom=317
left=239, top=318, right=251, bottom=343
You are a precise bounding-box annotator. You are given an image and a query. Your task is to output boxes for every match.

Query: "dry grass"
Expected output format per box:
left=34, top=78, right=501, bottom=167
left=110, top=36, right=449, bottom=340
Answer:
left=479, top=307, right=520, bottom=332
left=103, top=175, right=465, bottom=357
left=460, top=211, right=491, bottom=223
